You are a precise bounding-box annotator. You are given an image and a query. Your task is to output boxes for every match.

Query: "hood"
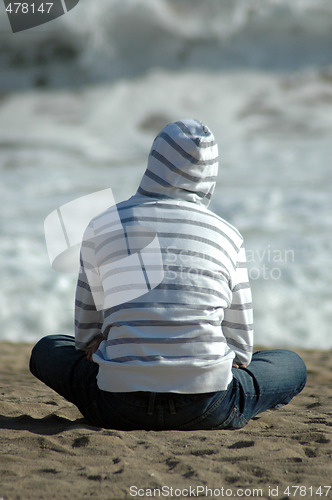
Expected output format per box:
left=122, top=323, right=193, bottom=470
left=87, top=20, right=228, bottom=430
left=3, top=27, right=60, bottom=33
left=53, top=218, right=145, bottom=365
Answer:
left=137, top=119, right=219, bottom=208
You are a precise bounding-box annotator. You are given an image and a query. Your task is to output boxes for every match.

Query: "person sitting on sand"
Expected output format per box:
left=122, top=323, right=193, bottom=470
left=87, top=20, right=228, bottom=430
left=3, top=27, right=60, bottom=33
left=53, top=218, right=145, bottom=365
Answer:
left=30, top=119, right=307, bottom=430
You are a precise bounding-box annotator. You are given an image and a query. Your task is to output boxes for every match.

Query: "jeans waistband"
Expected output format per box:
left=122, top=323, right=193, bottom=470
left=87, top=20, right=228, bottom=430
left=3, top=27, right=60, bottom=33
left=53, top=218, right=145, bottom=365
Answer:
left=128, top=391, right=216, bottom=400
left=130, top=391, right=217, bottom=415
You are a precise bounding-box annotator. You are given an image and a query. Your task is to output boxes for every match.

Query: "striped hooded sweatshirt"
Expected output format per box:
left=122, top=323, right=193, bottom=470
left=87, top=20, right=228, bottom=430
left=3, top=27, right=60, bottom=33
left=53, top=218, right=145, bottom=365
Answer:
left=75, top=119, right=253, bottom=393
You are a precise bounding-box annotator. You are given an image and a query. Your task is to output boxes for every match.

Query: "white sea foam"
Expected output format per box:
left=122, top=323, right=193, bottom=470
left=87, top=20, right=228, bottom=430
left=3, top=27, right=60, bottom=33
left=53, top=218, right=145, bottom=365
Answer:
left=1, top=0, right=332, bottom=87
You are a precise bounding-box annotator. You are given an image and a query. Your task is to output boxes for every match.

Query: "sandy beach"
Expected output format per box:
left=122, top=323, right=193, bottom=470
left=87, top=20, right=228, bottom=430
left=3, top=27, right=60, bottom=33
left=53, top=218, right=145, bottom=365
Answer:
left=0, top=342, right=331, bottom=500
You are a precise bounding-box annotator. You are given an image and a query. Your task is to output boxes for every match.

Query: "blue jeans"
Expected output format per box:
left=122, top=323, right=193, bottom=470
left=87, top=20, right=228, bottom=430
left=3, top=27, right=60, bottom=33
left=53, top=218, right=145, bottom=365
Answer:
left=29, top=335, right=307, bottom=430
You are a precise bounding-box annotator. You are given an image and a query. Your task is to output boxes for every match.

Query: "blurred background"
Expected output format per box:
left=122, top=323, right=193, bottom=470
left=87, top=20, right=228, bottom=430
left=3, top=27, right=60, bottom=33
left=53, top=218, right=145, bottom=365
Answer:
left=0, top=0, right=331, bottom=347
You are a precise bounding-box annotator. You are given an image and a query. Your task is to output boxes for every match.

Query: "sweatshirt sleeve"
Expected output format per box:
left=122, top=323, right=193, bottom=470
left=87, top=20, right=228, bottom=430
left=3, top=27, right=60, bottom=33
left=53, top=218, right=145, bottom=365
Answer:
left=75, top=224, right=104, bottom=351
left=222, top=245, right=254, bottom=366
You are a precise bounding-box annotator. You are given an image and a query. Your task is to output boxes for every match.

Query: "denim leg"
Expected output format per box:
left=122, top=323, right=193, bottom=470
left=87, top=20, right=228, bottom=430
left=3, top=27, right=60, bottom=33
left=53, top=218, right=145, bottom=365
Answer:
left=29, top=334, right=106, bottom=425
left=224, top=349, right=307, bottom=429
left=30, top=341, right=307, bottom=431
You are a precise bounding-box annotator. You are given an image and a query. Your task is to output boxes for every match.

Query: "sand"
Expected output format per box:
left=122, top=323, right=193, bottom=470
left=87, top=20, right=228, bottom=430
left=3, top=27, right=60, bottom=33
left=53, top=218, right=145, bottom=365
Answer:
left=0, top=342, right=331, bottom=500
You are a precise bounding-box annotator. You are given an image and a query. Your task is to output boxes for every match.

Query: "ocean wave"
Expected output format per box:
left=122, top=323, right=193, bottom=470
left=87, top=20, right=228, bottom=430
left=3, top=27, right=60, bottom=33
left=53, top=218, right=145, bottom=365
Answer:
left=1, top=0, right=332, bottom=88
left=0, top=1, right=331, bottom=347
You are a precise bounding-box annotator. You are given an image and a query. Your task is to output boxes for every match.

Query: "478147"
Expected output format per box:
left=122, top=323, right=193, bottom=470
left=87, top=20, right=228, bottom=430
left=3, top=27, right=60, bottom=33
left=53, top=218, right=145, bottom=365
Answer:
left=5, top=3, right=54, bottom=14
left=284, top=485, right=331, bottom=497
